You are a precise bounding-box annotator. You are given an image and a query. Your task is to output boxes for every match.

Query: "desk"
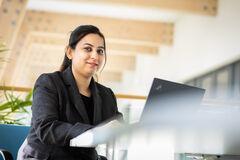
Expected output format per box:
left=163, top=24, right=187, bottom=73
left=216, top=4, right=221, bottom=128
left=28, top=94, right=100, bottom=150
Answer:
left=71, top=104, right=240, bottom=160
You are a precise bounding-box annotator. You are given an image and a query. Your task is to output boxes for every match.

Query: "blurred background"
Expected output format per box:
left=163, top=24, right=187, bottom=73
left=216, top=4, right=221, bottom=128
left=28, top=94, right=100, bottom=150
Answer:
left=1, top=0, right=240, bottom=159
left=1, top=0, right=240, bottom=122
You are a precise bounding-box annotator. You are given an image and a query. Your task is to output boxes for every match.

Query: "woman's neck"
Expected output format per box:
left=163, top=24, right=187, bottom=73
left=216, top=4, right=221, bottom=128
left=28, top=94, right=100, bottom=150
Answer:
left=72, top=68, right=92, bottom=97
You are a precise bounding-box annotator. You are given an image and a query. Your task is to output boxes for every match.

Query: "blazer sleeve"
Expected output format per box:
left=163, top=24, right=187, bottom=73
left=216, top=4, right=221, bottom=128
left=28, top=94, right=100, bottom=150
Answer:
left=31, top=74, right=93, bottom=146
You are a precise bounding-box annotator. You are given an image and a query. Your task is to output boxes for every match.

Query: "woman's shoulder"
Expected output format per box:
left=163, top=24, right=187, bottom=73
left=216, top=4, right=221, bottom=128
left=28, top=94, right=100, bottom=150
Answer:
left=95, top=82, right=114, bottom=95
left=37, top=71, right=61, bottom=80
left=34, top=71, right=62, bottom=88
left=95, top=82, right=109, bottom=90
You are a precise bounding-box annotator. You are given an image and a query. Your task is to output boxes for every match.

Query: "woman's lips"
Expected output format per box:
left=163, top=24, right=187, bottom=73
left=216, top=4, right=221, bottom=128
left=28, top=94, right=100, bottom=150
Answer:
left=86, top=62, right=98, bottom=67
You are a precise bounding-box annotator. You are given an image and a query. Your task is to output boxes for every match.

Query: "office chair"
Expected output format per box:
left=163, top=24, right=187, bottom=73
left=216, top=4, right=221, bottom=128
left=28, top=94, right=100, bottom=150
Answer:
left=0, top=124, right=30, bottom=160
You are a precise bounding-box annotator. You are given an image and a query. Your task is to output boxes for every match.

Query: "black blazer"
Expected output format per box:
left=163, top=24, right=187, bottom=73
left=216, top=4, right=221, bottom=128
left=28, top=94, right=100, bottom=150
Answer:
left=23, top=67, right=122, bottom=160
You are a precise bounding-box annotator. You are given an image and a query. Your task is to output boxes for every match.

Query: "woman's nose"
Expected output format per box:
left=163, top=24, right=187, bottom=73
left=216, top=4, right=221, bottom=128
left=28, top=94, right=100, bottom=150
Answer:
left=90, top=51, right=98, bottom=60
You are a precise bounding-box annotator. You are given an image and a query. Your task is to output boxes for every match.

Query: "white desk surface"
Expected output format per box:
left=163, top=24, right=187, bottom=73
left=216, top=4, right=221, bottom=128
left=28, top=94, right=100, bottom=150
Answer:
left=70, top=104, right=240, bottom=156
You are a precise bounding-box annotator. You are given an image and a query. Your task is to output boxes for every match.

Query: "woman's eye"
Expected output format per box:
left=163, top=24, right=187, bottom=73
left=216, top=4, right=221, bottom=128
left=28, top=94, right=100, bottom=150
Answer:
left=97, top=49, right=104, bottom=55
left=84, top=47, right=92, bottom=52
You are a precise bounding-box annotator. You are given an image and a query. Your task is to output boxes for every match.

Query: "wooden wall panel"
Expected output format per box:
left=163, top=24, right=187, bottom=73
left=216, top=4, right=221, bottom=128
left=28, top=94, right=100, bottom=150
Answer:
left=80, top=0, right=218, bottom=16
left=105, top=55, right=135, bottom=72
left=2, top=9, right=172, bottom=84
left=12, top=42, right=63, bottom=87
left=98, top=71, right=122, bottom=82
left=11, top=41, right=130, bottom=86
left=0, top=0, right=28, bottom=83
left=28, top=31, right=159, bottom=55
left=0, top=0, right=28, bottom=48
left=107, top=42, right=158, bottom=55
left=24, top=10, right=173, bottom=44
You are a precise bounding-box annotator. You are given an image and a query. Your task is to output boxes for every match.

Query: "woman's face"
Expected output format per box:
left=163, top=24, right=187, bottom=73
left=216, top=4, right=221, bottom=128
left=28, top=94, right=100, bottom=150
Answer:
left=67, top=33, right=105, bottom=78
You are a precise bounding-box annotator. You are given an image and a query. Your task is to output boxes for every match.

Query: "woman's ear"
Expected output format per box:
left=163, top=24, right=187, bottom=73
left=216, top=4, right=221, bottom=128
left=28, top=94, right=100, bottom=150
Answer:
left=66, top=46, right=73, bottom=60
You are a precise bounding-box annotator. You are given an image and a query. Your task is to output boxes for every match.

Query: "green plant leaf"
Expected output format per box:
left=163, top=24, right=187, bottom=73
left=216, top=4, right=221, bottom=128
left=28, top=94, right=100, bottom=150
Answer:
left=0, top=89, right=32, bottom=125
left=0, top=101, right=15, bottom=111
left=25, top=90, right=33, bottom=101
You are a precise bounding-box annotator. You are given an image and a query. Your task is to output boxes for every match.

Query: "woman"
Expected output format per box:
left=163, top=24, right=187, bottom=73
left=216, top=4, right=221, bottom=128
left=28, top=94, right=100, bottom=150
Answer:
left=22, top=25, right=122, bottom=160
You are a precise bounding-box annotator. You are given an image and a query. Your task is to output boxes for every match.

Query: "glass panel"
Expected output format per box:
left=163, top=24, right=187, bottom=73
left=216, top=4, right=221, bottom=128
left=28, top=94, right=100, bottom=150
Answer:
left=195, top=79, right=203, bottom=88
left=233, top=62, right=240, bottom=99
left=117, top=99, right=145, bottom=124
left=216, top=68, right=230, bottom=99
left=201, top=75, right=214, bottom=98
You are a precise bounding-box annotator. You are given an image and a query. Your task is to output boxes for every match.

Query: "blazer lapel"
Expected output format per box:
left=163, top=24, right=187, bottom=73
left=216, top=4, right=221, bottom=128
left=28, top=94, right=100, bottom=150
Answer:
left=62, top=67, right=90, bottom=123
left=89, top=80, right=102, bottom=125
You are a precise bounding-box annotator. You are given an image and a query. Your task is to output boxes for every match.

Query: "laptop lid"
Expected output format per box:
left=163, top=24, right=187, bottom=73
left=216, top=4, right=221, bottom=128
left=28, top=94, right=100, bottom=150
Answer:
left=140, top=78, right=205, bottom=122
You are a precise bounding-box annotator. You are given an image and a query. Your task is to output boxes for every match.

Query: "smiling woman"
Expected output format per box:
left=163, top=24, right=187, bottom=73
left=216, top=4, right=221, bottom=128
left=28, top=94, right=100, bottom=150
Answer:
left=20, top=25, right=122, bottom=160
left=68, top=34, right=105, bottom=83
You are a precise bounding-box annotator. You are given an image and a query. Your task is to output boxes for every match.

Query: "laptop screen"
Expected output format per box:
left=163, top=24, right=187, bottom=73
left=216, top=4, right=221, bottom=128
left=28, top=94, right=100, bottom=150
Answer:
left=140, top=78, right=205, bottom=123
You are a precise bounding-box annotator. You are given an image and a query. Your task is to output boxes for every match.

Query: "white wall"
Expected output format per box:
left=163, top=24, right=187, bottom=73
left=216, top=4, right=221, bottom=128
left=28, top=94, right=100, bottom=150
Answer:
left=118, top=0, right=240, bottom=95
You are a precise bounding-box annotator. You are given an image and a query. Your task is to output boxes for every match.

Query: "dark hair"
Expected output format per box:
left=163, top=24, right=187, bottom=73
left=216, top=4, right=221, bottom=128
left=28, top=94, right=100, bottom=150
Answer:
left=60, top=25, right=106, bottom=72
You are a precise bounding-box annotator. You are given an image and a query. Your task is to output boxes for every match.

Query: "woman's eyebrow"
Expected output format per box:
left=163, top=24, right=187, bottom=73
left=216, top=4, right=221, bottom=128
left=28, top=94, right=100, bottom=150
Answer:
left=83, top=43, right=104, bottom=49
left=83, top=43, right=94, bottom=47
left=98, top=46, right=105, bottom=49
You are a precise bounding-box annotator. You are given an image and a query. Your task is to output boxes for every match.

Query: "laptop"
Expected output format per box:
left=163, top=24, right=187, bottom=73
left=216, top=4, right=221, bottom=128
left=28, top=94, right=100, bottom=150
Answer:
left=140, top=78, right=205, bottom=123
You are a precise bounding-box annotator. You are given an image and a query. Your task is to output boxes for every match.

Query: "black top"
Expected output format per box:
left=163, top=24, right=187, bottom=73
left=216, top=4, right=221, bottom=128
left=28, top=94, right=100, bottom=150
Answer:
left=80, top=94, right=94, bottom=125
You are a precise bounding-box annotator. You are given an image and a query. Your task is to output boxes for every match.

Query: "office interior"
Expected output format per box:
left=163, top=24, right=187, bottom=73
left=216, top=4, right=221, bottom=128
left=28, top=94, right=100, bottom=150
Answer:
left=1, top=0, right=240, bottom=160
